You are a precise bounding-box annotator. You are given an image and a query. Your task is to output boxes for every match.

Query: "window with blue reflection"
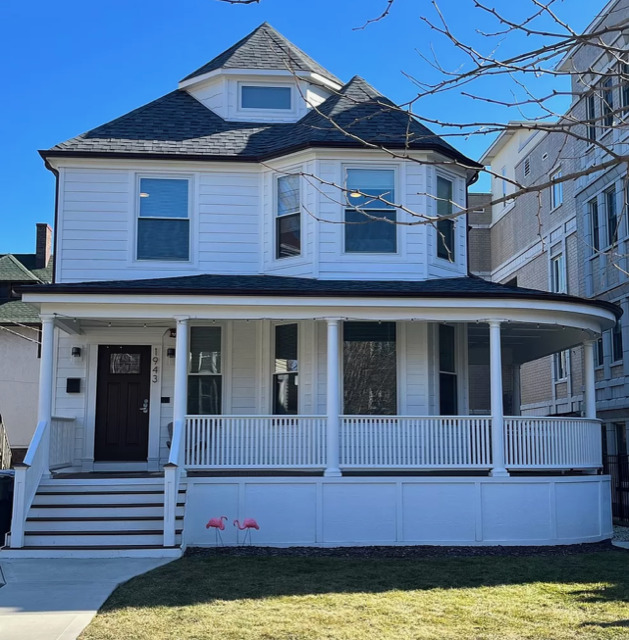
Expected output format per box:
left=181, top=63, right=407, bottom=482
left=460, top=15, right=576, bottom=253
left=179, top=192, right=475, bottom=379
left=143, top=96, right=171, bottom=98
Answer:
left=137, top=178, right=189, bottom=261
left=241, top=86, right=291, bottom=110
left=344, top=169, right=396, bottom=253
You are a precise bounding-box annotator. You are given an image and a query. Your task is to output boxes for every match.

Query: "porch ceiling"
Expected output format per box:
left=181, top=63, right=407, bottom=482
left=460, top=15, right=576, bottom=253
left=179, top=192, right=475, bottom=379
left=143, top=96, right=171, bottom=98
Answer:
left=468, top=322, right=589, bottom=365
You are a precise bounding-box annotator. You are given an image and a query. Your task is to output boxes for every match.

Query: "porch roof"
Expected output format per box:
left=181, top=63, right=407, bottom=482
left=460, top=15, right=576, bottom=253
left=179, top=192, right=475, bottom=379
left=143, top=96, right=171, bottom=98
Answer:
left=18, top=273, right=622, bottom=318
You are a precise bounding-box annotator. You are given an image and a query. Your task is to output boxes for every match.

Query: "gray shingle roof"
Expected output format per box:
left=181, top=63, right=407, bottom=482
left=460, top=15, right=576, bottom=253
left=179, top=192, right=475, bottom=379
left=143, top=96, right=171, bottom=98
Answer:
left=181, top=23, right=342, bottom=86
left=0, top=300, right=41, bottom=325
left=0, top=255, right=40, bottom=282
left=43, top=77, right=481, bottom=169
left=20, top=273, right=622, bottom=318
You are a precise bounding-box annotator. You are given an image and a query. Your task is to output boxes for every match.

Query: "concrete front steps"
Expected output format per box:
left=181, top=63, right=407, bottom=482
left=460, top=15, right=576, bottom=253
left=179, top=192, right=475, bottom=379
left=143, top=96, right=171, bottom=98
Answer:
left=1, top=477, right=186, bottom=558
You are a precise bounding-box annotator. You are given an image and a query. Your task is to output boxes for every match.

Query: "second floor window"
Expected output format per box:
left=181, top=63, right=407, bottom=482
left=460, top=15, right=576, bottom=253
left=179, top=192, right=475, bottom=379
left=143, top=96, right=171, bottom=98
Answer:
left=606, top=187, right=618, bottom=246
left=550, top=170, right=563, bottom=209
left=137, top=177, right=190, bottom=261
left=551, top=253, right=567, bottom=293
left=587, top=93, right=597, bottom=142
left=437, top=176, right=455, bottom=260
left=613, top=320, right=623, bottom=363
left=344, top=168, right=396, bottom=253
left=589, top=199, right=600, bottom=252
left=596, top=336, right=604, bottom=367
left=602, top=77, right=614, bottom=129
left=276, top=175, right=301, bottom=259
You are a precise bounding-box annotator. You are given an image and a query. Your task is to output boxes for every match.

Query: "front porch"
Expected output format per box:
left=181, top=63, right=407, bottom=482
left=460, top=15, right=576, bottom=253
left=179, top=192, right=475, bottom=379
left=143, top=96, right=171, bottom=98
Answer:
left=5, top=275, right=619, bottom=554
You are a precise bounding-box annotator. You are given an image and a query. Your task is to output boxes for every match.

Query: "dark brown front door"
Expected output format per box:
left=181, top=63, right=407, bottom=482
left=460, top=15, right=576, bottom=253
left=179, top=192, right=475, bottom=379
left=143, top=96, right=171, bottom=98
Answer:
left=95, top=345, right=151, bottom=461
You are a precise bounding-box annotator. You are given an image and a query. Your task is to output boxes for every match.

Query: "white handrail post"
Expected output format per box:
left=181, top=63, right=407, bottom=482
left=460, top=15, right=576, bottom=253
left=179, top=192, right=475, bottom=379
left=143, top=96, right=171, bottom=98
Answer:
left=164, top=317, right=189, bottom=547
left=10, top=464, right=28, bottom=548
left=583, top=339, right=597, bottom=420
left=325, top=318, right=342, bottom=477
left=39, top=315, right=55, bottom=476
left=489, top=320, right=509, bottom=477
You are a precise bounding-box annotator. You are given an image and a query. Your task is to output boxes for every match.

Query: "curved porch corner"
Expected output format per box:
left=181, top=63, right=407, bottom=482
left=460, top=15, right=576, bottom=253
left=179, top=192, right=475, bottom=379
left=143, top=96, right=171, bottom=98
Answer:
left=182, top=475, right=613, bottom=547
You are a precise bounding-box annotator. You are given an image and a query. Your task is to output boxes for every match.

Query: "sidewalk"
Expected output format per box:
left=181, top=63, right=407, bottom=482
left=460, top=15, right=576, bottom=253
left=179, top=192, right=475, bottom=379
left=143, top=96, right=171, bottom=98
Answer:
left=0, top=557, right=173, bottom=640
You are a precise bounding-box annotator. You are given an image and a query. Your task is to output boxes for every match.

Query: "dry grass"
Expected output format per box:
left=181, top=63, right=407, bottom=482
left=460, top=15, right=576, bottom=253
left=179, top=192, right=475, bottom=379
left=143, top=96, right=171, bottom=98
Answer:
left=80, top=550, right=629, bottom=640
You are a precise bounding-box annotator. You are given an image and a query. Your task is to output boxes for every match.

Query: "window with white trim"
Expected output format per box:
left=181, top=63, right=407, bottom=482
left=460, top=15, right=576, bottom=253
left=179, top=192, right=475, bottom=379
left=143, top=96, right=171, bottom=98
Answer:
left=187, top=326, right=222, bottom=415
left=137, top=177, right=190, bottom=261
left=612, top=320, right=623, bottom=363
left=276, top=175, right=301, bottom=259
left=241, top=85, right=291, bottom=110
left=596, top=336, right=604, bottom=367
left=436, top=176, right=455, bottom=260
left=622, top=62, right=629, bottom=111
left=586, top=93, right=597, bottom=142
left=550, top=170, right=563, bottom=209
left=344, top=168, right=396, bottom=253
left=550, top=253, right=567, bottom=293
left=273, top=324, right=298, bottom=414
left=553, top=350, right=568, bottom=380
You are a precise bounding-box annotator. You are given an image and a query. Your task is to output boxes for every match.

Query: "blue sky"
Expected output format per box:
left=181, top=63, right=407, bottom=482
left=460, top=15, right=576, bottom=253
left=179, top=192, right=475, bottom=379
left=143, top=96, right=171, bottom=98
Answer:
left=0, top=0, right=605, bottom=253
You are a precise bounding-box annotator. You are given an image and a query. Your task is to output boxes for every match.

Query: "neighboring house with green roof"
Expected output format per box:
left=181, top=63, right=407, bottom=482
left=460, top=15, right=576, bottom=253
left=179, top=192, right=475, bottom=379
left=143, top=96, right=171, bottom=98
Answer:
left=0, top=224, right=52, bottom=461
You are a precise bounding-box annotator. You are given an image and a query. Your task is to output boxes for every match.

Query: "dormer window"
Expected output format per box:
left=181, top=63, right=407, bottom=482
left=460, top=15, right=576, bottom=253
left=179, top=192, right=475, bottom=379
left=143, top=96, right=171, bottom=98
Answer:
left=240, top=85, right=292, bottom=110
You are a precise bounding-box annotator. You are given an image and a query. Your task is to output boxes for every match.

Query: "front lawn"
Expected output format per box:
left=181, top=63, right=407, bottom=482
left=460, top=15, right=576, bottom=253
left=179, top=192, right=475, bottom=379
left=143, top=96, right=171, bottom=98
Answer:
left=81, top=549, right=629, bottom=640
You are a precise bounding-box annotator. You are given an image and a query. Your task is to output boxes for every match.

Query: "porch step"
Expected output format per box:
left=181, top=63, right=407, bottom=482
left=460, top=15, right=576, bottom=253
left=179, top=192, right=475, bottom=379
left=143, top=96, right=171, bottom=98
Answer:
left=3, top=477, right=188, bottom=556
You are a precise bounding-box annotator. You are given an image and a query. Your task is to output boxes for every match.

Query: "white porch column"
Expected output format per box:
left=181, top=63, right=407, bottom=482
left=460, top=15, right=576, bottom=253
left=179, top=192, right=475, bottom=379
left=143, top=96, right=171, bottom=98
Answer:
left=172, top=317, right=190, bottom=427
left=583, top=339, right=597, bottom=419
left=38, top=314, right=56, bottom=477
left=325, top=318, right=342, bottom=477
left=489, top=320, right=509, bottom=477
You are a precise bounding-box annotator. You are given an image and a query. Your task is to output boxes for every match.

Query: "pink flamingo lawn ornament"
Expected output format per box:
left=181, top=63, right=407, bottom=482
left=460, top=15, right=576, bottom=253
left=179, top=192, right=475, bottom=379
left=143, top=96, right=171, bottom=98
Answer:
left=233, top=518, right=260, bottom=545
left=206, top=516, right=227, bottom=545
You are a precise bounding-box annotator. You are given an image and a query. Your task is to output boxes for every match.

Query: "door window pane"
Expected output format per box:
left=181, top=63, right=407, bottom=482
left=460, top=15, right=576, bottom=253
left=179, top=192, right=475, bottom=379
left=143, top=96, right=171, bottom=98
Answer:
left=109, top=353, right=141, bottom=375
left=343, top=322, right=397, bottom=415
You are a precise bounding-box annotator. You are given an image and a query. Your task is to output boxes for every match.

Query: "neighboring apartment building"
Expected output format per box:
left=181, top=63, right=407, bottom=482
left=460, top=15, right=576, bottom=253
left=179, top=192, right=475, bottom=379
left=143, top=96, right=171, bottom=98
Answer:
left=558, top=0, right=629, bottom=460
left=471, top=124, right=584, bottom=417
left=0, top=224, right=53, bottom=461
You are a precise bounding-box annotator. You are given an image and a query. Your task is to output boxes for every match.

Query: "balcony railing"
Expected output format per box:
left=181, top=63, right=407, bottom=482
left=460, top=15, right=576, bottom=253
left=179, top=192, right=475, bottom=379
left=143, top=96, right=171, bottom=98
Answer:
left=182, top=415, right=601, bottom=472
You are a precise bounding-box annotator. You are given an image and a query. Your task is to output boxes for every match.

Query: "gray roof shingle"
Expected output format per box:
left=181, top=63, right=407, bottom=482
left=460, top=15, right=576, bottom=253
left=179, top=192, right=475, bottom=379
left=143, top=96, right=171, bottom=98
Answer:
left=181, top=23, right=342, bottom=85
left=19, top=273, right=622, bottom=318
left=43, top=77, right=480, bottom=169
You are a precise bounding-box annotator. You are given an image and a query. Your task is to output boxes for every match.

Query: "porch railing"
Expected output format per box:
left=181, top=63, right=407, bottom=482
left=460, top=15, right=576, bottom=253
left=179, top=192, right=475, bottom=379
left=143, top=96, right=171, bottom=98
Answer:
left=341, top=416, right=492, bottom=468
left=0, top=413, right=11, bottom=471
left=184, top=416, right=327, bottom=469
left=49, top=417, right=76, bottom=470
left=504, top=417, right=601, bottom=469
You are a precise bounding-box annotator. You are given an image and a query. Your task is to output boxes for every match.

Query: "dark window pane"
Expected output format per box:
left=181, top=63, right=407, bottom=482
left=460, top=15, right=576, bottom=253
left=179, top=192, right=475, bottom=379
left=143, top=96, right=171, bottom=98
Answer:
left=344, top=209, right=396, bottom=253
left=139, top=178, right=188, bottom=219
left=241, top=86, right=291, bottom=109
left=273, top=373, right=298, bottom=414
left=137, top=219, right=189, bottom=261
left=603, top=78, right=614, bottom=128
left=343, top=322, right=396, bottom=415
left=275, top=324, right=298, bottom=365
left=439, top=325, right=456, bottom=373
left=596, top=337, right=604, bottom=367
left=440, top=373, right=458, bottom=415
left=190, top=327, right=221, bottom=374
left=277, top=213, right=301, bottom=258
left=587, top=94, right=597, bottom=141
left=590, top=200, right=600, bottom=251
left=607, top=189, right=618, bottom=246
left=437, top=177, right=455, bottom=259
left=187, top=376, right=222, bottom=415
left=613, top=322, right=623, bottom=362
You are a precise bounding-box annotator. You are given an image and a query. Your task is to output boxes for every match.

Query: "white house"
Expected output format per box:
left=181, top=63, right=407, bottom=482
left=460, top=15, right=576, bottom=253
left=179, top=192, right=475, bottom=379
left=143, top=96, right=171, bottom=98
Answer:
left=4, top=23, right=619, bottom=557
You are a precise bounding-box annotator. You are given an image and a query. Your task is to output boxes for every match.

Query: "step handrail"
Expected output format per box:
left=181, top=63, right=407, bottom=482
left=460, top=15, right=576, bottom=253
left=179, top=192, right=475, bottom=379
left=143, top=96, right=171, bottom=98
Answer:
left=163, top=419, right=185, bottom=547
left=10, top=419, right=50, bottom=548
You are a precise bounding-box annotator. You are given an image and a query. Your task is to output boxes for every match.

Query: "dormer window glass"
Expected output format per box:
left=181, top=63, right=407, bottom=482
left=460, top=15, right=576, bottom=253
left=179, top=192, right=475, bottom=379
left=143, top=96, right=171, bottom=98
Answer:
left=276, top=175, right=301, bottom=259
left=137, top=177, right=190, bottom=261
left=344, top=168, right=396, bottom=253
left=241, top=85, right=291, bottom=110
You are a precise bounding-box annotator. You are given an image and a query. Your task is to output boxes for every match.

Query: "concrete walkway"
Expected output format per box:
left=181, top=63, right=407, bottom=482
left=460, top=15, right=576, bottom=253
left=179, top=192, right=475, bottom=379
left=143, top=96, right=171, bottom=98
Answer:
left=0, top=557, right=174, bottom=640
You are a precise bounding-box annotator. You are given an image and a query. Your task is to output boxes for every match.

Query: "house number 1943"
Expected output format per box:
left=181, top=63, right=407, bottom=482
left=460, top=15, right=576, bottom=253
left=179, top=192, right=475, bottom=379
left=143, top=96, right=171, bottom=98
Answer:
left=152, top=353, right=159, bottom=383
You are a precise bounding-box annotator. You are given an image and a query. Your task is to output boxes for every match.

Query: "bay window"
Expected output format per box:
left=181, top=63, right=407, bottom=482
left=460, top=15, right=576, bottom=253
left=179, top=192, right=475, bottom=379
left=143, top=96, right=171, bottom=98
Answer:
left=437, top=176, right=455, bottom=260
left=276, top=175, right=301, bottom=258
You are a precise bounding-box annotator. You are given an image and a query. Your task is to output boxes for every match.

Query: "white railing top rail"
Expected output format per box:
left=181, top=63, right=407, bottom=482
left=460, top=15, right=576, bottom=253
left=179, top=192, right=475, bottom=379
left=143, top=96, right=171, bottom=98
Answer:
left=22, top=419, right=48, bottom=468
left=185, top=415, right=325, bottom=419
left=505, top=416, right=601, bottom=423
left=51, top=416, right=77, bottom=423
left=341, top=415, right=490, bottom=419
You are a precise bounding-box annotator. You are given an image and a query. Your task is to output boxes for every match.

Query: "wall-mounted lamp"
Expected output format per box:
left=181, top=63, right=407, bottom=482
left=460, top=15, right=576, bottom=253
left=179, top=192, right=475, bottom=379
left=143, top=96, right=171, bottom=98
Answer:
left=167, top=348, right=176, bottom=358
left=168, top=329, right=177, bottom=338
left=71, top=347, right=82, bottom=358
